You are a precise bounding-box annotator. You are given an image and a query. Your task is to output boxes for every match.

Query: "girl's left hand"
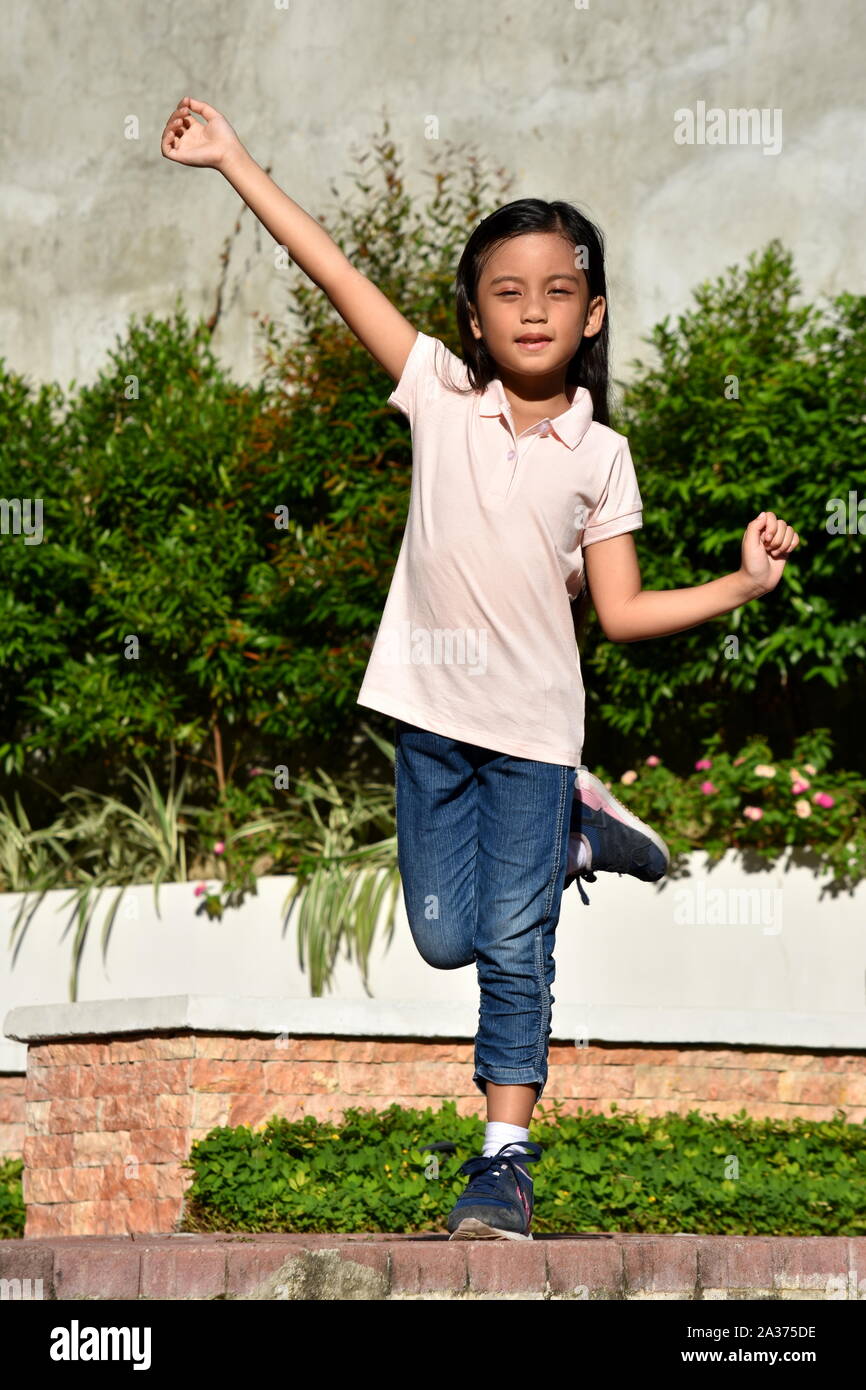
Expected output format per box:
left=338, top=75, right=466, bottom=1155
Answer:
left=739, top=511, right=800, bottom=596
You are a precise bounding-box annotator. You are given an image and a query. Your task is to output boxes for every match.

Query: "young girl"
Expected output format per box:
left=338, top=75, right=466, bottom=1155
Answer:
left=161, top=98, right=800, bottom=1241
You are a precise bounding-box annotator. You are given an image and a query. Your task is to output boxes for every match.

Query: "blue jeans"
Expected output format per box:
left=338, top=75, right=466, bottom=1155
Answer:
left=393, top=718, right=576, bottom=1102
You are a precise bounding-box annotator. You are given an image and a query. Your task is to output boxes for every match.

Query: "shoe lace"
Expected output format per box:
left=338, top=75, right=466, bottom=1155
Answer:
left=576, top=870, right=597, bottom=906
left=457, top=1143, right=542, bottom=1194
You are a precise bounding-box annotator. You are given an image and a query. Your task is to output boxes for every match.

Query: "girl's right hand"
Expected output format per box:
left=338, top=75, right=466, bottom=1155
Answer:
left=160, top=96, right=243, bottom=171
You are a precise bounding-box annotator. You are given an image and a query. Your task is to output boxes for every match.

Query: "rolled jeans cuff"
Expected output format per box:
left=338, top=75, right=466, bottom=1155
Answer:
left=473, top=1068, right=547, bottom=1102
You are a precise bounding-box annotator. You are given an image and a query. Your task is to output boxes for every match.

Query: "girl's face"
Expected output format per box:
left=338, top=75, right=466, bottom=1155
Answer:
left=468, top=231, right=605, bottom=384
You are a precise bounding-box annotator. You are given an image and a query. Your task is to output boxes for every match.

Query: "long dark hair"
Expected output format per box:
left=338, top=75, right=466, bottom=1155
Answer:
left=441, top=198, right=612, bottom=645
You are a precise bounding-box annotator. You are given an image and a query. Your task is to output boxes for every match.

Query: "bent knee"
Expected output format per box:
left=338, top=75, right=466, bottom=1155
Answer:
left=408, top=924, right=474, bottom=970
left=423, top=948, right=475, bottom=970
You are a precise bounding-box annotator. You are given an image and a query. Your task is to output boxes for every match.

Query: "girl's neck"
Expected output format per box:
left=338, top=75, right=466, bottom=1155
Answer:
left=499, top=373, right=577, bottom=421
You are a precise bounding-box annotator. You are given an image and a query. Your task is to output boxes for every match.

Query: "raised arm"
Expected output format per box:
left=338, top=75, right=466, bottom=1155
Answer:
left=161, top=97, right=418, bottom=384
left=583, top=511, right=800, bottom=643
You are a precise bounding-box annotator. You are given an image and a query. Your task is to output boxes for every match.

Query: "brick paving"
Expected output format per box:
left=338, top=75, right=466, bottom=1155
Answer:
left=1, top=1233, right=864, bottom=1300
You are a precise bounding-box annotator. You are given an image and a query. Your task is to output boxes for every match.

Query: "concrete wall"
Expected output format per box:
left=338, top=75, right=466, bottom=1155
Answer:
left=3, top=854, right=866, bottom=1073
left=3, top=0, right=864, bottom=394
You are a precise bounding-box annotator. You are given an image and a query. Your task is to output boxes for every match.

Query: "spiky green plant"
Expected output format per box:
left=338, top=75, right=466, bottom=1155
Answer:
left=282, top=724, right=400, bottom=997
left=1, top=755, right=201, bottom=999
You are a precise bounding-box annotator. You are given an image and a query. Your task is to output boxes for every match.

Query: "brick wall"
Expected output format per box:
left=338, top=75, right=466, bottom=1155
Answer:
left=16, top=1033, right=866, bottom=1236
left=0, top=1073, right=26, bottom=1159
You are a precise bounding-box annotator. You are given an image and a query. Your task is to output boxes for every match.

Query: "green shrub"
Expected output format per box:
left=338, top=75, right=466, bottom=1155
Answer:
left=592, top=239, right=866, bottom=766
left=0, top=303, right=292, bottom=801
left=0, top=1158, right=25, bottom=1239
left=179, top=1099, right=866, bottom=1237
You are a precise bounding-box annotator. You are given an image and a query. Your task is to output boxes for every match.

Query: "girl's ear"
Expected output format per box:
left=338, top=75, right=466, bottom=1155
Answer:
left=583, top=295, right=606, bottom=338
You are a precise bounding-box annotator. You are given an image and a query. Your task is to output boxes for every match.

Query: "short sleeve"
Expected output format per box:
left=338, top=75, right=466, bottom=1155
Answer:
left=582, top=437, right=643, bottom=546
left=387, top=330, right=434, bottom=423
left=387, top=331, right=460, bottom=428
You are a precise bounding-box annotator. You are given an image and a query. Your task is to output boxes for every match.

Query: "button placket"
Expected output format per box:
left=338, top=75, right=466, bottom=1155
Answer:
left=500, top=419, right=547, bottom=503
left=482, top=406, right=552, bottom=506
left=503, top=444, right=519, bottom=498
left=484, top=413, right=518, bottom=504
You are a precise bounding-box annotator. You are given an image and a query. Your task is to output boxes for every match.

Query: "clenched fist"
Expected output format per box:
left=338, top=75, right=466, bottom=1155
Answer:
left=739, top=510, right=800, bottom=596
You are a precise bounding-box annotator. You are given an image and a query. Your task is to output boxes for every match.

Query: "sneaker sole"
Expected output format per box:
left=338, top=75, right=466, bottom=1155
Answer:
left=575, top=768, right=671, bottom=873
left=448, top=1217, right=533, bottom=1241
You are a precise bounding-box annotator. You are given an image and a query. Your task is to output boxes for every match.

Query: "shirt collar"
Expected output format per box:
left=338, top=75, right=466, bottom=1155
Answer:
left=478, top=376, right=594, bottom=449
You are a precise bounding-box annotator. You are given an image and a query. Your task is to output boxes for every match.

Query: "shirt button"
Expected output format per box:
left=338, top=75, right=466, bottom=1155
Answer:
left=539, top=423, right=551, bottom=436
left=507, top=449, right=516, bottom=460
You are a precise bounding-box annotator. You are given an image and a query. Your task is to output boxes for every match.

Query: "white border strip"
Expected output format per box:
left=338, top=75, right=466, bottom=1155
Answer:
left=3, top=995, right=865, bottom=1064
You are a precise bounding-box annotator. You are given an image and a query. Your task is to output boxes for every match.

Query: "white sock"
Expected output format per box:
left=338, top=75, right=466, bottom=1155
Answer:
left=483, top=1121, right=532, bottom=1173
left=567, top=834, right=589, bottom=876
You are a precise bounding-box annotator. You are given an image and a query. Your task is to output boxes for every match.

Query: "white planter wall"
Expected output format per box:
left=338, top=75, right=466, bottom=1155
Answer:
left=2, top=852, right=865, bottom=1070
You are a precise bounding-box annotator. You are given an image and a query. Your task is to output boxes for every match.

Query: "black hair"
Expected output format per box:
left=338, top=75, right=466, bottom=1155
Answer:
left=447, top=197, right=611, bottom=424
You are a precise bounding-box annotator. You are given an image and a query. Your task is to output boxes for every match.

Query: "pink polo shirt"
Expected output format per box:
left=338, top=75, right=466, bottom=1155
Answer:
left=355, top=330, right=643, bottom=765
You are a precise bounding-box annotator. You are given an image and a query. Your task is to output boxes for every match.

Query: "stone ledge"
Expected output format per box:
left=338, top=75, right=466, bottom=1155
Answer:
left=0, top=1233, right=863, bottom=1300
left=5, top=995, right=866, bottom=1051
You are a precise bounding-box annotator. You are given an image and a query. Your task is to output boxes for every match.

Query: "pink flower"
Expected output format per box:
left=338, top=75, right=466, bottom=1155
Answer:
left=700, top=780, right=717, bottom=794
left=813, top=792, right=835, bottom=809
left=754, top=764, right=776, bottom=778
left=803, top=763, right=817, bottom=775
left=791, top=779, right=810, bottom=794
left=743, top=806, right=764, bottom=821
left=645, top=755, right=661, bottom=767
left=621, top=770, right=638, bottom=785
left=695, top=758, right=712, bottom=770
left=214, top=841, right=225, bottom=855
left=193, top=882, right=207, bottom=897
left=249, top=766, right=265, bottom=776
left=794, top=799, right=812, bottom=818
left=732, top=756, right=746, bottom=766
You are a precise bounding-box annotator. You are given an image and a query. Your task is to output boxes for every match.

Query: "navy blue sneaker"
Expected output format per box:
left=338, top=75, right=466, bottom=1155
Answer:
left=565, top=766, right=670, bottom=906
left=446, top=1142, right=542, bottom=1241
